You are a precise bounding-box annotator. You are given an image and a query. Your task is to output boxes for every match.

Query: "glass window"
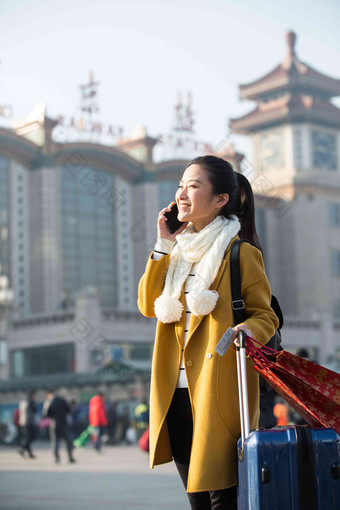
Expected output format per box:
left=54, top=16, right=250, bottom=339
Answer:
left=64, top=256, right=78, bottom=269
left=60, top=168, right=117, bottom=308
left=97, top=256, right=114, bottom=267
left=62, top=235, right=77, bottom=247
left=62, top=257, right=78, bottom=270
left=63, top=279, right=78, bottom=291
left=96, top=214, right=111, bottom=226
left=97, top=237, right=115, bottom=249
left=61, top=168, right=78, bottom=186
left=63, top=211, right=78, bottom=227
left=78, top=218, right=96, bottom=236
left=294, top=130, right=303, bottom=168
left=329, top=203, right=340, bottom=227
left=0, top=340, right=7, bottom=365
left=96, top=203, right=111, bottom=216
left=61, top=183, right=77, bottom=197
left=97, top=228, right=114, bottom=241
left=331, top=250, right=340, bottom=276
left=80, top=168, right=110, bottom=197
left=12, top=350, right=24, bottom=378
left=62, top=197, right=76, bottom=211
left=312, top=131, right=337, bottom=171
left=129, top=344, right=152, bottom=360
left=334, top=300, right=340, bottom=320
left=158, top=180, right=179, bottom=211
left=0, top=157, right=9, bottom=175
left=78, top=194, right=96, bottom=214
left=11, top=344, right=75, bottom=377
left=80, top=259, right=96, bottom=278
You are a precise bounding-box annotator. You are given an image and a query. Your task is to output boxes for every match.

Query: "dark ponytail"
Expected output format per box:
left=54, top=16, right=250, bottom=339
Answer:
left=233, top=172, right=263, bottom=252
left=186, top=155, right=262, bottom=252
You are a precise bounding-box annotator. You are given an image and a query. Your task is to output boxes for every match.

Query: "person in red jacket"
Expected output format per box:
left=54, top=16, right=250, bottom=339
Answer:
left=88, top=392, right=108, bottom=452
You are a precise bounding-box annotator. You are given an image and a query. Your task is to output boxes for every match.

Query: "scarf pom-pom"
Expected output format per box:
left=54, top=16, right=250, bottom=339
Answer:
left=154, top=295, right=184, bottom=323
left=187, top=290, right=219, bottom=317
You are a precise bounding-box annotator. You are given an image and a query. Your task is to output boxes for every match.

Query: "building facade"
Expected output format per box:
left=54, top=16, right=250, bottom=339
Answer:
left=230, top=31, right=340, bottom=365
left=230, top=31, right=340, bottom=323
left=0, top=32, right=339, bottom=402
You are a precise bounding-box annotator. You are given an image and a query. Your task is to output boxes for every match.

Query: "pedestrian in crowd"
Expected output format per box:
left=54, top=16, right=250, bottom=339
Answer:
left=107, top=401, right=118, bottom=444
left=13, top=406, right=23, bottom=450
left=273, top=398, right=290, bottom=426
left=42, top=389, right=75, bottom=464
left=138, top=155, right=278, bottom=509
left=18, top=390, right=37, bottom=458
left=134, top=400, right=149, bottom=440
left=120, top=405, right=131, bottom=444
left=88, top=392, right=108, bottom=452
left=69, top=399, right=82, bottom=440
left=259, top=389, right=278, bottom=429
left=296, top=347, right=310, bottom=360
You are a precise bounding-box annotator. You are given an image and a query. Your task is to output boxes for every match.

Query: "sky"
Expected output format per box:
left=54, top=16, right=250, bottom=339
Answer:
left=0, top=0, right=340, bottom=160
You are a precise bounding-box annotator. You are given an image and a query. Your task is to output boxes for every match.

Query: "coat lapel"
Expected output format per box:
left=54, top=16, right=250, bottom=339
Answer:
left=185, top=256, right=228, bottom=345
left=174, top=288, right=187, bottom=348
left=174, top=235, right=239, bottom=348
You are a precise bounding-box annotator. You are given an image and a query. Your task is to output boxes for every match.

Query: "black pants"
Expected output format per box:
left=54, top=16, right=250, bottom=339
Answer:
left=52, top=430, right=74, bottom=461
left=166, top=388, right=237, bottom=510
left=22, top=424, right=35, bottom=456
left=16, top=425, right=23, bottom=448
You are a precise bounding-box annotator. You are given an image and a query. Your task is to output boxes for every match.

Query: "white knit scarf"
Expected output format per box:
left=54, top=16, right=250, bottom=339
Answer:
left=154, top=215, right=241, bottom=323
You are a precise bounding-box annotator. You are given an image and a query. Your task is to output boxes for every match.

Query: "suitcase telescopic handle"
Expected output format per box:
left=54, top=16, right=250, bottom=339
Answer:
left=236, top=331, right=250, bottom=450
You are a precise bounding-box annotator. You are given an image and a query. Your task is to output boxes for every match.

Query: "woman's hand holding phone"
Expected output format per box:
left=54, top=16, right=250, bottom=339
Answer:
left=158, top=201, right=188, bottom=241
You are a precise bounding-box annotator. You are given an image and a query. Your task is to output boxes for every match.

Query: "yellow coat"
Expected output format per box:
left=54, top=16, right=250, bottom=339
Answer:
left=137, top=236, right=278, bottom=492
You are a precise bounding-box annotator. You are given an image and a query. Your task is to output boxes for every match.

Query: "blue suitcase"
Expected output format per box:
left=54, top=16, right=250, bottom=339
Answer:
left=236, top=332, right=340, bottom=510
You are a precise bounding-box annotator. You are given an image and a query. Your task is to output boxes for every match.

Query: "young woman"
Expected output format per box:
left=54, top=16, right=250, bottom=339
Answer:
left=137, top=155, right=278, bottom=509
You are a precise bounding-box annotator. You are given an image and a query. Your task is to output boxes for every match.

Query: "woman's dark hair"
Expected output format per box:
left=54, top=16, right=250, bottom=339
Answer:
left=186, top=155, right=262, bottom=251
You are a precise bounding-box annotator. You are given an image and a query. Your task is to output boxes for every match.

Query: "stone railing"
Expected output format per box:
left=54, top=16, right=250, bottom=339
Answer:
left=11, top=311, right=75, bottom=329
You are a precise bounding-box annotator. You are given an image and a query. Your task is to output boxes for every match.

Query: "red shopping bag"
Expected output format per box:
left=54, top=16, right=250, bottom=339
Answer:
left=245, top=337, right=340, bottom=434
left=139, top=426, right=149, bottom=452
left=276, top=350, right=340, bottom=405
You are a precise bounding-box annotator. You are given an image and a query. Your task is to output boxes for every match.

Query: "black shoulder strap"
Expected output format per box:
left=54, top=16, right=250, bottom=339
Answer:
left=230, top=240, right=247, bottom=325
left=230, top=240, right=283, bottom=331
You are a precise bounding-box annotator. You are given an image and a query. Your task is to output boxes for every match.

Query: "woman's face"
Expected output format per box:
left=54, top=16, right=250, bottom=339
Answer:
left=175, top=164, right=229, bottom=232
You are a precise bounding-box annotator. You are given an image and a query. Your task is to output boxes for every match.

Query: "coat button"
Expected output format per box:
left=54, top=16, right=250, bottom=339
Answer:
left=207, top=353, right=212, bottom=359
left=186, top=360, right=192, bottom=367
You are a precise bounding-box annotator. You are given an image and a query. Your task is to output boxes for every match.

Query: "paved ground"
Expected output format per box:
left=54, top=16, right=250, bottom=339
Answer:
left=0, top=441, right=188, bottom=510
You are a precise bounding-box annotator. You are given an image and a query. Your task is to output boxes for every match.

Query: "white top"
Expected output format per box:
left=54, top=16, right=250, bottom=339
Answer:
left=153, top=238, right=199, bottom=388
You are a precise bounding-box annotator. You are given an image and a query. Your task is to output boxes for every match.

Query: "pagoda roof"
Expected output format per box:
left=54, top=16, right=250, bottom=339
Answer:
left=239, top=32, right=340, bottom=101
left=230, top=93, right=340, bottom=133
left=0, top=127, right=40, bottom=167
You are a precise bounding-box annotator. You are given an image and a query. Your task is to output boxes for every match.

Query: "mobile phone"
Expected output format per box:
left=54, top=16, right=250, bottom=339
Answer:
left=163, top=203, right=185, bottom=234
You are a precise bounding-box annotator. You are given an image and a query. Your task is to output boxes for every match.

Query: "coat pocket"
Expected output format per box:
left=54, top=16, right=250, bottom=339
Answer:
left=216, top=353, right=242, bottom=439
